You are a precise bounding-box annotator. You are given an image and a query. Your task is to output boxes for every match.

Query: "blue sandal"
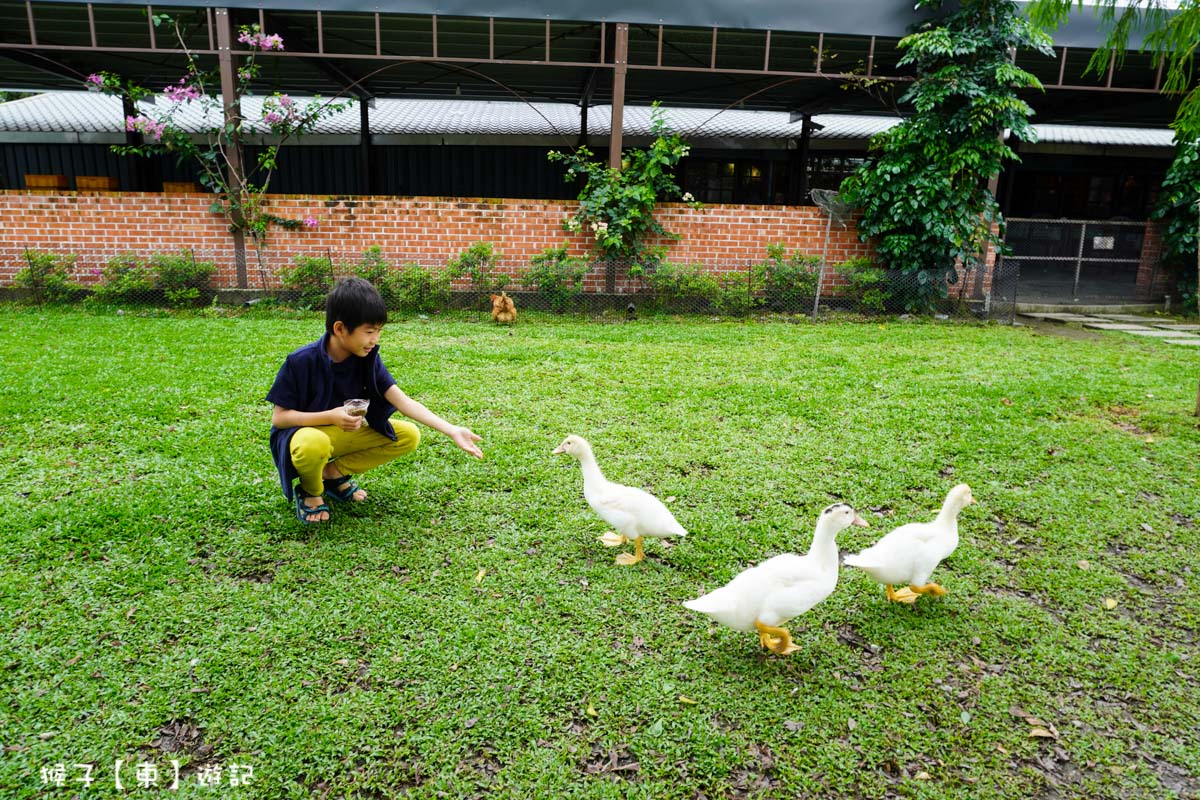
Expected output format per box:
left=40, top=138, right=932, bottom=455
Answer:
left=324, top=474, right=364, bottom=503
left=295, top=489, right=331, bottom=524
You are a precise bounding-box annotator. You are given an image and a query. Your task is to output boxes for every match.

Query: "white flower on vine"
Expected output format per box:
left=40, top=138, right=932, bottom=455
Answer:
left=682, top=192, right=695, bottom=202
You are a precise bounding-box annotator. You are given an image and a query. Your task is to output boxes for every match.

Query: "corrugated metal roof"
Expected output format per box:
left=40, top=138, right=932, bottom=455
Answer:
left=0, top=91, right=1179, bottom=148
left=1031, top=123, right=1176, bottom=147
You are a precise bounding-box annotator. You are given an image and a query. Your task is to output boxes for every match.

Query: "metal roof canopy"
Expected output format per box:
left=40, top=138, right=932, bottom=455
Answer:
left=0, top=1, right=1181, bottom=128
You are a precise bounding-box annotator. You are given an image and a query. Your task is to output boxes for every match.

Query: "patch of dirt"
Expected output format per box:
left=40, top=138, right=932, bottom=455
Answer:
left=727, top=742, right=779, bottom=796
left=677, top=461, right=716, bottom=477
left=1140, top=753, right=1200, bottom=797
left=1104, top=405, right=1153, bottom=436
left=580, top=744, right=640, bottom=780
left=1020, top=746, right=1087, bottom=798
left=1120, top=569, right=1179, bottom=595
left=835, top=623, right=882, bottom=660
left=457, top=747, right=503, bottom=782
left=1021, top=318, right=1105, bottom=342
left=330, top=659, right=373, bottom=693
left=143, top=718, right=218, bottom=778
left=148, top=718, right=213, bottom=760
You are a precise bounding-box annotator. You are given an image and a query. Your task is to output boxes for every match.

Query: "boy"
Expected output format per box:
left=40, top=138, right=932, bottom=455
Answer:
left=267, top=277, right=483, bottom=523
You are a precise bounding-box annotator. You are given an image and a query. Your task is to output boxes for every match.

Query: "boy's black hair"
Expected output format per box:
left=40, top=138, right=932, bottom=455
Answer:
left=325, top=277, right=388, bottom=334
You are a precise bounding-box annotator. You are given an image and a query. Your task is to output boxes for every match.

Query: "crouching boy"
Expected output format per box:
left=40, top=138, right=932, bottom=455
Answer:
left=267, top=277, right=483, bottom=523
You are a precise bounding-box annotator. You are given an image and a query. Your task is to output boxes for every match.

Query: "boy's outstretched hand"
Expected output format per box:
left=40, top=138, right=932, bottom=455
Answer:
left=450, top=426, right=484, bottom=459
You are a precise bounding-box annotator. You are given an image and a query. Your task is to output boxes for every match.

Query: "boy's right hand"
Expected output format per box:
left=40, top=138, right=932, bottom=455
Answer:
left=332, top=408, right=365, bottom=431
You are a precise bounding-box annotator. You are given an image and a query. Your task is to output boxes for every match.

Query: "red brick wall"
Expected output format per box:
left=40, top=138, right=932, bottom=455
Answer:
left=1136, top=222, right=1167, bottom=298
left=0, top=190, right=872, bottom=293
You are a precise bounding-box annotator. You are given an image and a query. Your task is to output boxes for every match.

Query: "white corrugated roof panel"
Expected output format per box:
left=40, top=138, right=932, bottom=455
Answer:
left=0, top=91, right=1179, bottom=148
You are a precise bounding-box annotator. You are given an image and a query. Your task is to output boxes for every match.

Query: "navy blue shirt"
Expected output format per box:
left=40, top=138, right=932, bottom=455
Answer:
left=265, top=333, right=398, bottom=499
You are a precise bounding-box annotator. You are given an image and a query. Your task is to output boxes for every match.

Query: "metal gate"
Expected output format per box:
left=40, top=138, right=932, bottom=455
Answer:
left=1003, top=218, right=1158, bottom=305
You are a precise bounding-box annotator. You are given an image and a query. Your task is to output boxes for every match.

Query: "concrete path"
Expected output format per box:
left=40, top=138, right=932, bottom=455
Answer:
left=1018, top=312, right=1200, bottom=347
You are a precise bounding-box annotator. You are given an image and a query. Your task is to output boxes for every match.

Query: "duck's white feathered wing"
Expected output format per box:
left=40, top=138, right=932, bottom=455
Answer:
left=843, top=523, right=927, bottom=585
left=684, top=554, right=822, bottom=632
left=587, top=482, right=687, bottom=539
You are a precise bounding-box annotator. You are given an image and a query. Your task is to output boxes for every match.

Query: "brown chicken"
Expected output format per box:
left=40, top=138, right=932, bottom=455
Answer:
left=490, top=291, right=517, bottom=324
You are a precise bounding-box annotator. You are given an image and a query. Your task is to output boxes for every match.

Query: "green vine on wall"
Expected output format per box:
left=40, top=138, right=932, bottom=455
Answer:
left=1151, top=139, right=1200, bottom=313
left=839, top=0, right=1053, bottom=310
left=548, top=103, right=700, bottom=275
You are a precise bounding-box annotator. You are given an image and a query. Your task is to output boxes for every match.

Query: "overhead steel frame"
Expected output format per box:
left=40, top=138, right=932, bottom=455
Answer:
left=0, top=2, right=1176, bottom=286
left=2, top=2, right=1173, bottom=160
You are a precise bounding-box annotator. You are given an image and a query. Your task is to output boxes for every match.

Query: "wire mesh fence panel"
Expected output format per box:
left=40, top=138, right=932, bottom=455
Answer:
left=3, top=246, right=1019, bottom=321
left=1003, top=218, right=1161, bottom=305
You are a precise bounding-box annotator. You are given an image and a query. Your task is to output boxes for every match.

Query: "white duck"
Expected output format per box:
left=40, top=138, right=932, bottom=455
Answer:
left=552, top=435, right=687, bottom=565
left=843, top=483, right=976, bottom=603
left=683, top=503, right=869, bottom=655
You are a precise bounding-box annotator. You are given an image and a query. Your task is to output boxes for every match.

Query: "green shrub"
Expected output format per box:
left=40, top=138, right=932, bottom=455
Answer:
left=152, top=251, right=215, bottom=307
left=14, top=250, right=82, bottom=304
left=394, top=262, right=451, bottom=313
left=91, top=253, right=156, bottom=305
left=758, top=244, right=820, bottom=311
left=351, top=246, right=404, bottom=310
left=279, top=254, right=335, bottom=310
left=645, top=262, right=720, bottom=311
left=522, top=245, right=590, bottom=312
left=836, top=256, right=892, bottom=313
left=448, top=242, right=508, bottom=295
left=712, top=269, right=765, bottom=316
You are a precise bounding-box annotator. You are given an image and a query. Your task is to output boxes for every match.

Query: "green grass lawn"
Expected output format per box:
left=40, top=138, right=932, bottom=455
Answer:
left=2, top=306, right=1198, bottom=799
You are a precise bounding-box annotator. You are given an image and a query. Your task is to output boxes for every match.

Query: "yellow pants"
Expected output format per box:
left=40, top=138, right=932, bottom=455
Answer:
left=289, top=421, right=420, bottom=497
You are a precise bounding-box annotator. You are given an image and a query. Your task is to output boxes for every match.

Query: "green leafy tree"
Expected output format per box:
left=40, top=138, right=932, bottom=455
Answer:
left=549, top=103, right=699, bottom=275
left=1151, top=141, right=1200, bottom=312
left=1026, top=0, right=1200, bottom=141
left=1026, top=2, right=1200, bottom=315
left=840, top=0, right=1053, bottom=310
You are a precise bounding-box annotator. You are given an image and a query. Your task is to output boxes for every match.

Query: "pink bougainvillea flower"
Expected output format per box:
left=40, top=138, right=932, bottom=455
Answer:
left=85, top=73, right=104, bottom=92
left=264, top=111, right=283, bottom=125
left=164, top=80, right=201, bottom=103
left=125, top=115, right=166, bottom=142
left=237, top=28, right=285, bottom=51
left=303, top=216, right=319, bottom=228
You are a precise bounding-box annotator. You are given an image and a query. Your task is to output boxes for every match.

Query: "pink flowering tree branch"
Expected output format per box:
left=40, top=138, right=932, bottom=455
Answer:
left=86, top=15, right=344, bottom=245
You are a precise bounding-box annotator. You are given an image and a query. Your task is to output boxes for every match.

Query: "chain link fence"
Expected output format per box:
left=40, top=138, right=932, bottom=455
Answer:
left=1003, top=218, right=1165, bottom=306
left=2, top=245, right=1017, bottom=322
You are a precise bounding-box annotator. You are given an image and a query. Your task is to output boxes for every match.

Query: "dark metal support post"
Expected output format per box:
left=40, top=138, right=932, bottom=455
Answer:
left=606, top=23, right=629, bottom=293
left=797, top=114, right=814, bottom=204
left=608, top=23, right=628, bottom=171
left=360, top=98, right=373, bottom=194
left=215, top=7, right=247, bottom=289
left=122, top=95, right=160, bottom=191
